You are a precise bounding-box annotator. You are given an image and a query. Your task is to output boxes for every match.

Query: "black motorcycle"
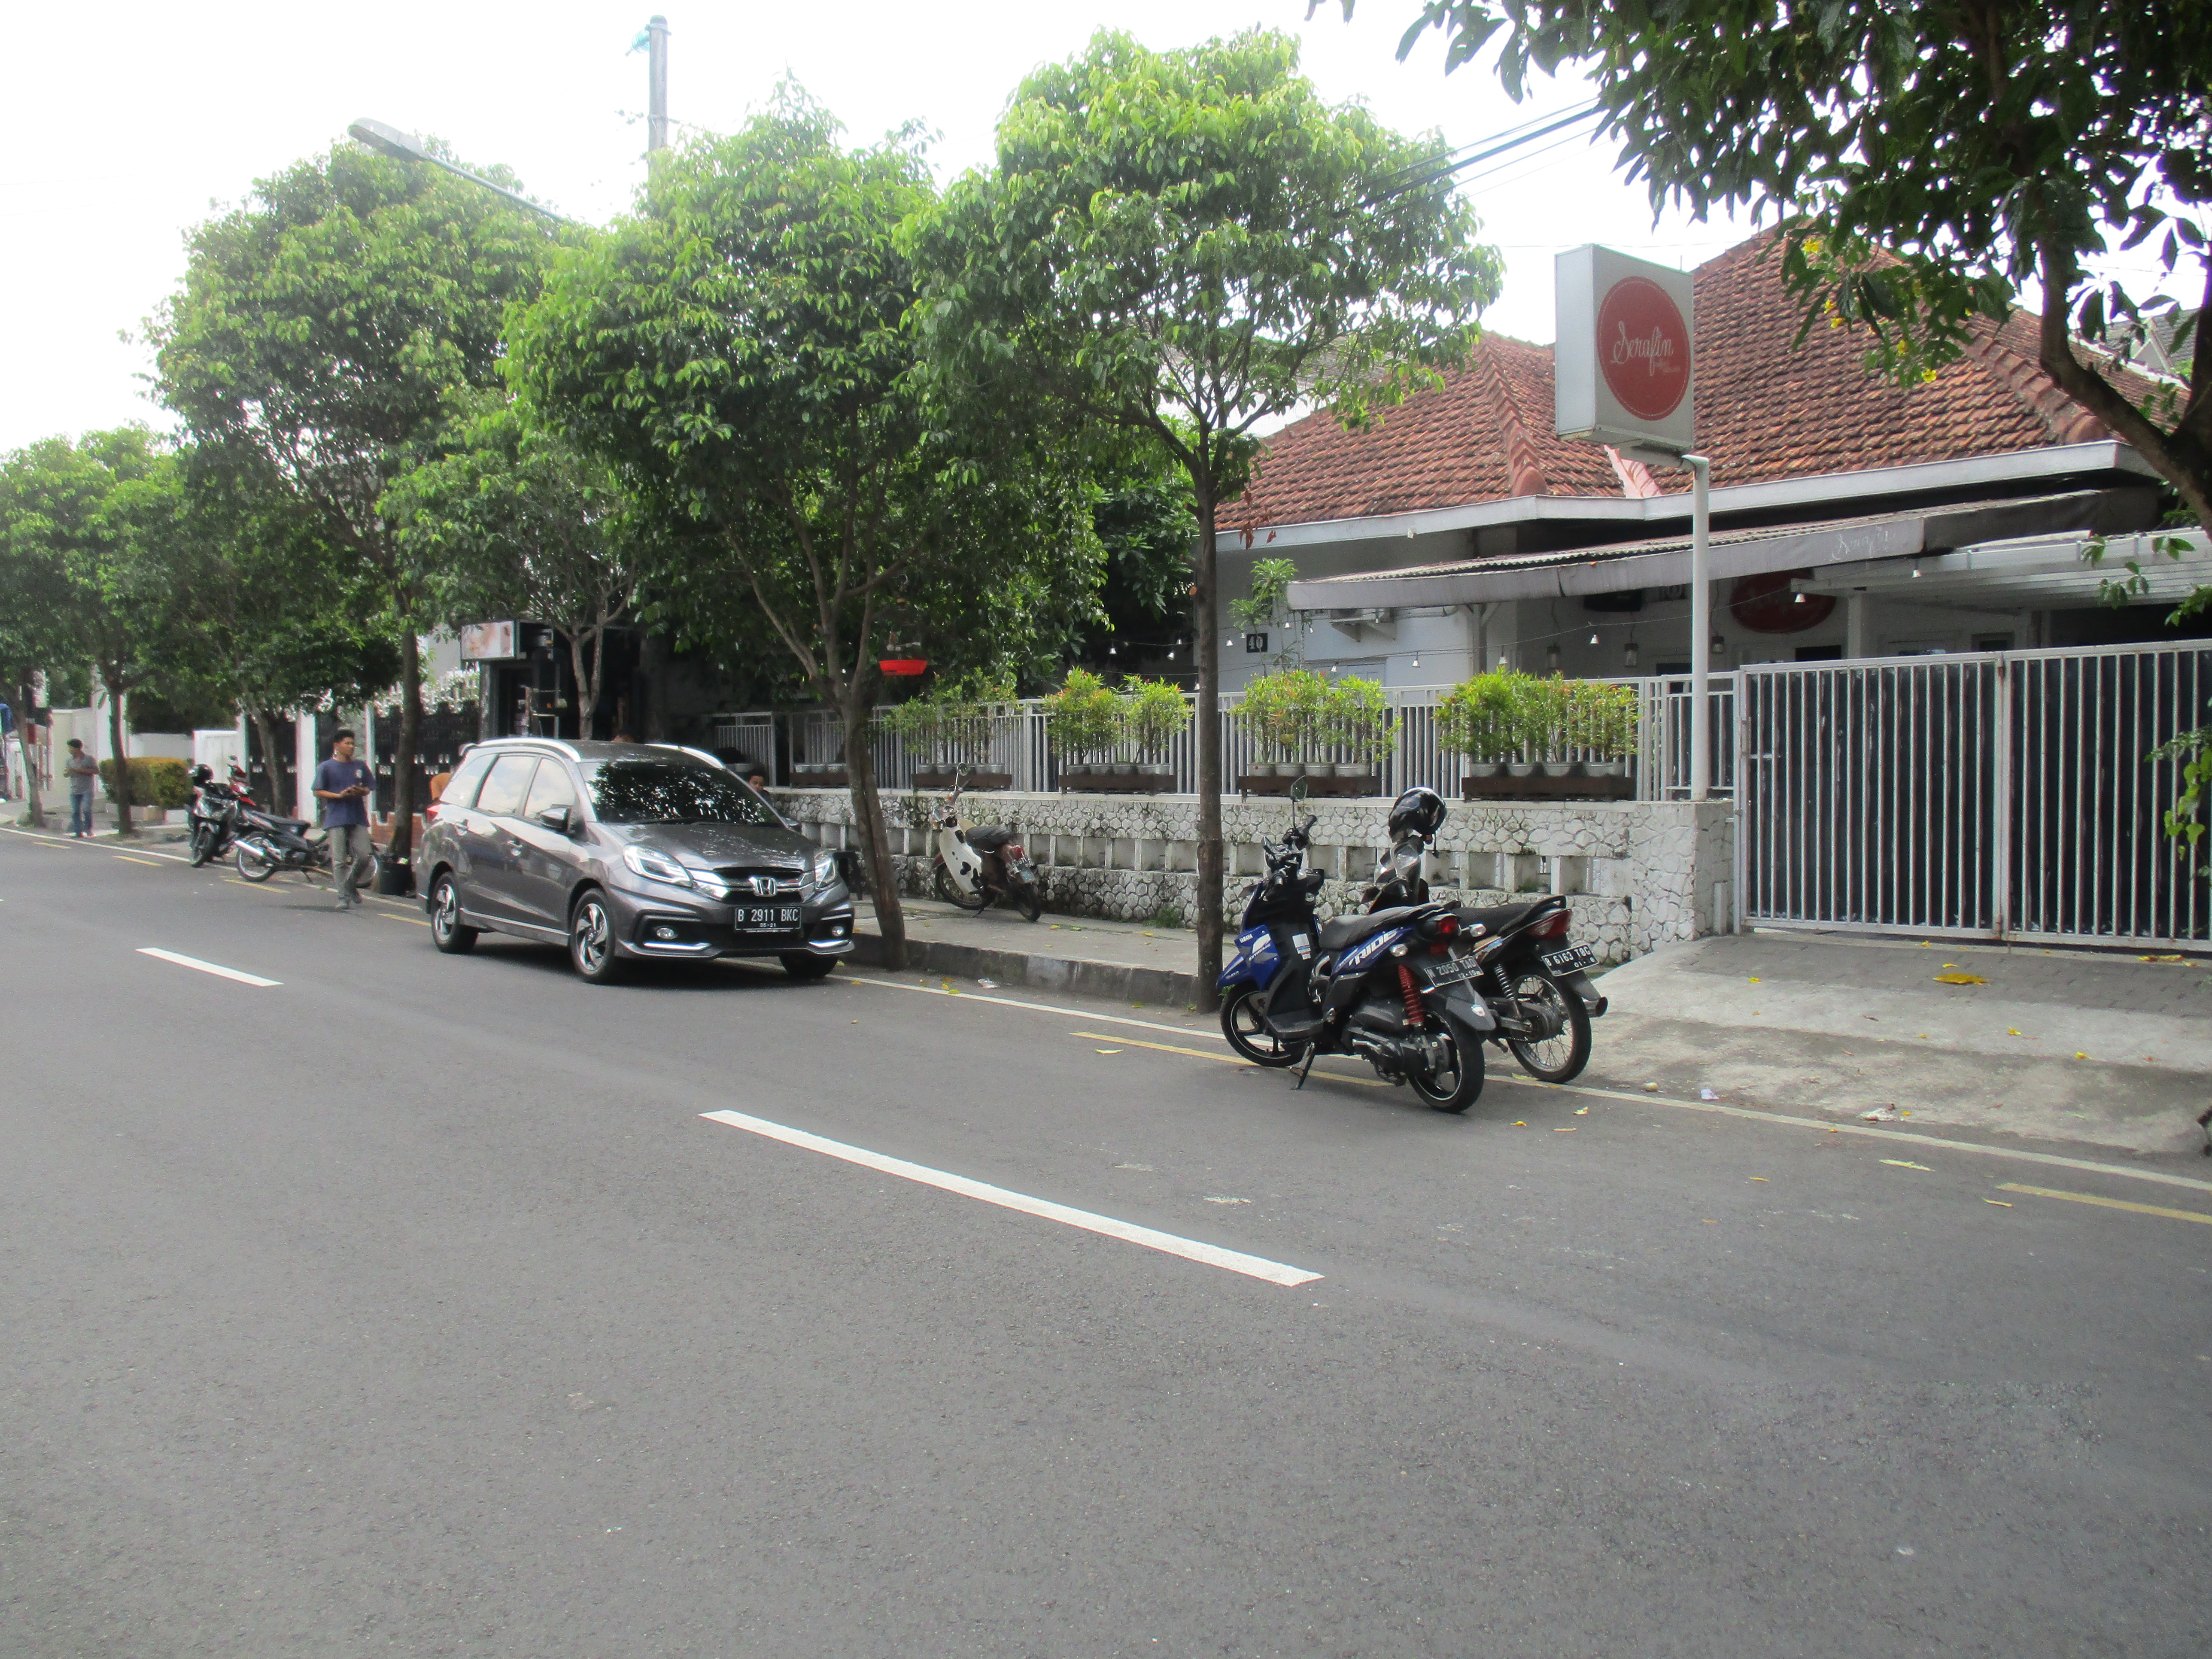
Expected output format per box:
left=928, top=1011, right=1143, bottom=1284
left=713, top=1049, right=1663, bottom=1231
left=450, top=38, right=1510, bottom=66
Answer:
left=1362, top=787, right=1607, bottom=1086
left=186, top=763, right=249, bottom=867
left=1215, top=781, right=1494, bottom=1113
left=232, top=799, right=334, bottom=885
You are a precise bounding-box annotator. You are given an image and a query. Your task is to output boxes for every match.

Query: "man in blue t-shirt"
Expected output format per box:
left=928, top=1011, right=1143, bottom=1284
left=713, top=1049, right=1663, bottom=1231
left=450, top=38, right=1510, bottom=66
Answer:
left=312, top=729, right=376, bottom=909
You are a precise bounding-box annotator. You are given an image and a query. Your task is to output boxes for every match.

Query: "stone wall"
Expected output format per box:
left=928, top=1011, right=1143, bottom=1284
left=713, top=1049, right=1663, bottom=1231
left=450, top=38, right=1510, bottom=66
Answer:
left=766, top=787, right=1734, bottom=963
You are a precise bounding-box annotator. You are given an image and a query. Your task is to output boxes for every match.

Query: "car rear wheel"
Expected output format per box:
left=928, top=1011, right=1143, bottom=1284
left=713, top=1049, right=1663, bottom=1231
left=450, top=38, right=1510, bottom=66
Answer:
left=429, top=872, right=477, bottom=955
left=569, top=890, right=625, bottom=984
left=780, top=952, right=836, bottom=981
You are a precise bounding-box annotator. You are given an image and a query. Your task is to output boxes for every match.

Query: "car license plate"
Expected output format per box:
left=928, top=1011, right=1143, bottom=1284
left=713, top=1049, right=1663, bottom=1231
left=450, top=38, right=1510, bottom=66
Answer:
left=738, top=905, right=802, bottom=930
left=1428, top=956, right=1480, bottom=988
left=1541, top=943, right=1596, bottom=974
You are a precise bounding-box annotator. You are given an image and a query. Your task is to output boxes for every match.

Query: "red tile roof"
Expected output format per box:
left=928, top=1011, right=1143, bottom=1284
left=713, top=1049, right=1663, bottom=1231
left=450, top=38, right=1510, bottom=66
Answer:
left=1226, top=233, right=2158, bottom=535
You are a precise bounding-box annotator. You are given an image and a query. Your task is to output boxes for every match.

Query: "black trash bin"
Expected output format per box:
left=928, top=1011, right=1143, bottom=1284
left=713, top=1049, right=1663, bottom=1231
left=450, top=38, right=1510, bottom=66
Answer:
left=375, top=854, right=415, bottom=897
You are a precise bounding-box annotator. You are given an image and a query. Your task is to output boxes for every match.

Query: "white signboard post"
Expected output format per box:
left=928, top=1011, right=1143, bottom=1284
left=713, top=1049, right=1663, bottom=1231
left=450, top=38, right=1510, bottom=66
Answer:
left=1555, top=246, right=1713, bottom=802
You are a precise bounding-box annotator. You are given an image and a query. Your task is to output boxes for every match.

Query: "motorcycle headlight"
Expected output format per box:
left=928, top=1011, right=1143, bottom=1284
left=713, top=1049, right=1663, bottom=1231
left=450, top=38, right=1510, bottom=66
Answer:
left=621, top=845, right=695, bottom=889
left=811, top=847, right=840, bottom=888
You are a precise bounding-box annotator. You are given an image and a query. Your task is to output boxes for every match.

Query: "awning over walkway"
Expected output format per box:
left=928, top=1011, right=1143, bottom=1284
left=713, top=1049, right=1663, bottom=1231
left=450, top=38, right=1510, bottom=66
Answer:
left=1282, top=489, right=2162, bottom=610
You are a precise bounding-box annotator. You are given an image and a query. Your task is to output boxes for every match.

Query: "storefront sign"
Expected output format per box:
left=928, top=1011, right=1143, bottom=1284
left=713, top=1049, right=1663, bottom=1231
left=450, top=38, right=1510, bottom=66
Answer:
left=1555, top=246, right=1696, bottom=459
left=459, top=620, right=519, bottom=661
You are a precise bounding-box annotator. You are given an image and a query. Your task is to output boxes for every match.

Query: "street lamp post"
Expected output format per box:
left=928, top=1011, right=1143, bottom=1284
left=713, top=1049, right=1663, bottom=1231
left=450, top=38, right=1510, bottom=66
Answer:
left=346, top=118, right=573, bottom=224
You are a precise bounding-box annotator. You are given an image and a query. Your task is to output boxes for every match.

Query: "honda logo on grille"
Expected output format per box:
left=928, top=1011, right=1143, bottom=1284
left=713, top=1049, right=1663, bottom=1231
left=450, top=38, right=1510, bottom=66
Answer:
left=747, top=875, right=779, bottom=896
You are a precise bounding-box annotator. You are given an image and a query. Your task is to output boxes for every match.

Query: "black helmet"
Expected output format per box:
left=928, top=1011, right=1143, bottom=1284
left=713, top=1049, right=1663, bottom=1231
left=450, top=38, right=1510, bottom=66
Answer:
left=1387, top=785, right=1446, bottom=842
left=191, top=763, right=213, bottom=784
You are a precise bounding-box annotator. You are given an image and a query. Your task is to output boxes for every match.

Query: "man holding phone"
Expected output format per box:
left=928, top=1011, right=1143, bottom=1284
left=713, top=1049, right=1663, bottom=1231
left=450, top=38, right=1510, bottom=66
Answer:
left=313, top=729, right=376, bottom=909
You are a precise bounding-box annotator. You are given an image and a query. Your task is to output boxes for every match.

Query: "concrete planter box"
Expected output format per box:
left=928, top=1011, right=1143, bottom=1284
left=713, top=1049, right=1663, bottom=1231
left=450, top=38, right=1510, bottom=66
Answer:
left=1239, top=771, right=1380, bottom=798
left=913, top=768, right=1012, bottom=791
left=1462, top=772, right=1636, bottom=802
left=1060, top=766, right=1175, bottom=795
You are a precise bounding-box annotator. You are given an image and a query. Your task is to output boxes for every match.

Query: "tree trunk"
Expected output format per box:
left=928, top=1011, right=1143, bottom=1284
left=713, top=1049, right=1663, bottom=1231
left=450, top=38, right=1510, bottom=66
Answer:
left=1192, top=485, right=1224, bottom=1006
left=844, top=697, right=905, bottom=970
left=12, top=677, right=43, bottom=828
left=248, top=702, right=289, bottom=817
left=569, top=626, right=604, bottom=743
left=104, top=676, right=134, bottom=838
left=638, top=632, right=668, bottom=742
left=389, top=631, right=422, bottom=875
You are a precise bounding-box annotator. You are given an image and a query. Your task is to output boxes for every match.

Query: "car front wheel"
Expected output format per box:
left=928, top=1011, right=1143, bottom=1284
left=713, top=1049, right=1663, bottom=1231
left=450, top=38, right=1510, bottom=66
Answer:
left=779, top=952, right=836, bottom=981
left=569, top=891, right=625, bottom=984
left=429, top=873, right=477, bottom=955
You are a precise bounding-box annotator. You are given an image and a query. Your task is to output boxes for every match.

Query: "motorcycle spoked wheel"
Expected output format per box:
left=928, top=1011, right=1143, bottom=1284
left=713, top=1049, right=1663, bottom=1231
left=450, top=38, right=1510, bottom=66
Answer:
left=234, top=843, right=277, bottom=883
left=187, top=826, right=213, bottom=866
left=1011, top=875, right=1042, bottom=922
left=933, top=861, right=991, bottom=913
left=1502, top=970, right=1592, bottom=1084
left=1218, top=983, right=1307, bottom=1068
left=1406, top=1022, right=1485, bottom=1113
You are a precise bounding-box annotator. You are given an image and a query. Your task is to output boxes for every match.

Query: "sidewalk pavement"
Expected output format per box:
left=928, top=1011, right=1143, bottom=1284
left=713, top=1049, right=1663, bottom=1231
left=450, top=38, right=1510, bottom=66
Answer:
left=855, top=895, right=2212, bottom=1157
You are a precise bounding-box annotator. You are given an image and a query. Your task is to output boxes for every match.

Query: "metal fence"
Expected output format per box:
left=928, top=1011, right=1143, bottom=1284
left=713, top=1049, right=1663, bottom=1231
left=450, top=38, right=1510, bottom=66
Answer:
left=1737, top=643, right=2212, bottom=946
left=750, top=675, right=1729, bottom=802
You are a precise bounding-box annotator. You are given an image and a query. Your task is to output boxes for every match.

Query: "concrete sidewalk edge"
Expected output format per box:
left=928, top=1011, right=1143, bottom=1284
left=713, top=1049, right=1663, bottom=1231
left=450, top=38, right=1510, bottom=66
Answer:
left=849, top=927, right=1202, bottom=1009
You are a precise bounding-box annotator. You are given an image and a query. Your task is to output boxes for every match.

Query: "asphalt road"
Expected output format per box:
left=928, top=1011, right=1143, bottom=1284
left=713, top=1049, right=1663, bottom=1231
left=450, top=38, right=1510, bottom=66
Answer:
left=4, top=829, right=2209, bottom=1658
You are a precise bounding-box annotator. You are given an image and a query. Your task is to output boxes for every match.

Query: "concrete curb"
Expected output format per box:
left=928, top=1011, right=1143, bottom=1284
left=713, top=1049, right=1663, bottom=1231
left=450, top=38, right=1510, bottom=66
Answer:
left=849, top=928, right=1202, bottom=1009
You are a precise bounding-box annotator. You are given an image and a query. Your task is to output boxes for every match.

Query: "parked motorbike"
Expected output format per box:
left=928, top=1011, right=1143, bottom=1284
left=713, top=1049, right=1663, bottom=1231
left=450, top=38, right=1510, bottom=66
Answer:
left=1217, top=780, right=1494, bottom=1112
left=186, top=762, right=250, bottom=867
left=232, top=798, right=334, bottom=885
left=1361, top=784, right=1607, bottom=1085
left=930, top=770, right=1042, bottom=921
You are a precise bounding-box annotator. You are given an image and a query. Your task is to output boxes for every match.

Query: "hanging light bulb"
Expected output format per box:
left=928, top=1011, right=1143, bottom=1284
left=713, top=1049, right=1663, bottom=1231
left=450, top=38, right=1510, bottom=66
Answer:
left=1793, top=590, right=1806, bottom=605
left=1410, top=655, right=1420, bottom=668
left=1911, top=563, right=1923, bottom=578
left=1588, top=630, right=1599, bottom=645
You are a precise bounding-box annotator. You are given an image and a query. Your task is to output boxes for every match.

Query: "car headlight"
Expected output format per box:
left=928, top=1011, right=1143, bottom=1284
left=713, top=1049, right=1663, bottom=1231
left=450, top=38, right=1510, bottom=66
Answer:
left=621, top=845, right=695, bottom=889
left=811, top=847, right=839, bottom=888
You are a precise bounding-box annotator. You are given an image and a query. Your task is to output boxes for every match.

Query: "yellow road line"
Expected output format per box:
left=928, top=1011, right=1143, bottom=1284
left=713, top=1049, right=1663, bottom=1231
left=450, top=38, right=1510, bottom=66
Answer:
left=1070, top=1030, right=1391, bottom=1088
left=375, top=911, right=431, bottom=927
left=114, top=855, right=162, bottom=866
left=1995, top=1183, right=2212, bottom=1226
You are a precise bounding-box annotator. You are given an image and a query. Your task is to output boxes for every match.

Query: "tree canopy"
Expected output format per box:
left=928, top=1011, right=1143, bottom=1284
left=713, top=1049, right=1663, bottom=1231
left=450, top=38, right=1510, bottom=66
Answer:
left=908, top=27, right=1503, bottom=985
left=1355, top=0, right=2212, bottom=534
left=151, top=139, right=564, bottom=861
left=509, top=91, right=1100, bottom=964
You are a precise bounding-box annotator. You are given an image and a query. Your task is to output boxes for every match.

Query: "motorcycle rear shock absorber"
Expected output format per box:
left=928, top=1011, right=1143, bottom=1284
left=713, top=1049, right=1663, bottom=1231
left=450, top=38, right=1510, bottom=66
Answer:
left=1397, top=961, right=1425, bottom=1027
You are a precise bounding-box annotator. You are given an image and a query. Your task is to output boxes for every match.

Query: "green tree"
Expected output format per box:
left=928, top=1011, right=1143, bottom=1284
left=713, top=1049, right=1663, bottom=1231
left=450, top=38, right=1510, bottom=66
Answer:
left=510, top=93, right=1098, bottom=966
left=180, top=447, right=401, bottom=812
left=0, top=479, right=73, bottom=828
left=151, top=139, right=562, bottom=871
left=0, top=430, right=201, bottom=836
left=908, top=28, right=1501, bottom=993
left=1357, top=0, right=2212, bottom=537
left=385, top=398, right=641, bottom=739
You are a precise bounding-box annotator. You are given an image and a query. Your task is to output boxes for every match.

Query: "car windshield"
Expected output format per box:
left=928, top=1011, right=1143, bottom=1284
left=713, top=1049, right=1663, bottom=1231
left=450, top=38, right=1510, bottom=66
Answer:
left=580, top=760, right=778, bottom=826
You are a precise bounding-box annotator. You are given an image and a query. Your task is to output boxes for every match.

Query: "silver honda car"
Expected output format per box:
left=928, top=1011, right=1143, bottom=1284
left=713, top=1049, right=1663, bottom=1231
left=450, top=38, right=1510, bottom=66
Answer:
left=417, top=739, right=854, bottom=984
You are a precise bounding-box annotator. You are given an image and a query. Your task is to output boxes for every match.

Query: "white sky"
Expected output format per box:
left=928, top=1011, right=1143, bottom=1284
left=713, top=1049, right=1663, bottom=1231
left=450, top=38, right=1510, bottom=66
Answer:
left=0, top=3, right=2180, bottom=455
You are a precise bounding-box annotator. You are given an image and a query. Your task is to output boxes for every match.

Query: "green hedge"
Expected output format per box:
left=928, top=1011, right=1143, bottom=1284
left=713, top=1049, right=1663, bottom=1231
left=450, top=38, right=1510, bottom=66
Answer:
left=97, top=757, right=194, bottom=809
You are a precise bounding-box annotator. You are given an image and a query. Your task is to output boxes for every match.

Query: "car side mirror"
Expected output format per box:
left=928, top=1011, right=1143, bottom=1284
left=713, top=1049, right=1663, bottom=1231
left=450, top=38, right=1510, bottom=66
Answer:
left=537, top=805, right=577, bottom=835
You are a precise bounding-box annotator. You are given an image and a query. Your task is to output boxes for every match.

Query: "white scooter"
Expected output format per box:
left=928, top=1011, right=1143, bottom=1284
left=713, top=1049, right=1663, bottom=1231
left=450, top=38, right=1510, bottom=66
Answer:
left=929, top=772, right=1042, bottom=922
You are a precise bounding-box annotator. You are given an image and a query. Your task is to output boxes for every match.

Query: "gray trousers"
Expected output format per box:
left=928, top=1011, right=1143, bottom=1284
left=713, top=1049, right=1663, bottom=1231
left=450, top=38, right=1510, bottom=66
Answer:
left=330, top=823, right=376, bottom=898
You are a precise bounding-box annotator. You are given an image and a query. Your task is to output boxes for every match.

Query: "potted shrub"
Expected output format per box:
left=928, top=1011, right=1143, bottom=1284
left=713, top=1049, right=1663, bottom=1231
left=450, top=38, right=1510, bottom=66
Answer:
left=1519, top=674, right=1573, bottom=776
left=1123, top=677, right=1188, bottom=784
left=1565, top=679, right=1639, bottom=777
left=1044, top=667, right=1123, bottom=786
left=1437, top=671, right=1524, bottom=779
left=1325, top=676, right=1389, bottom=781
left=1234, top=671, right=1291, bottom=775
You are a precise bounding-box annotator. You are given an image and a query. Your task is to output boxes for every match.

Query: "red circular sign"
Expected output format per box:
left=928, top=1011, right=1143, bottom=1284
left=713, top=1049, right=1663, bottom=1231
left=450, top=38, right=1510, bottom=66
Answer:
left=1597, top=276, right=1691, bottom=422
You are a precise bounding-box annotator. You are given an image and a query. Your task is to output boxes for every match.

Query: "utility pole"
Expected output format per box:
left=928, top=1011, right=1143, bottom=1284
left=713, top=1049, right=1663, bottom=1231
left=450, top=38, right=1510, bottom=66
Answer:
left=647, top=16, right=670, bottom=157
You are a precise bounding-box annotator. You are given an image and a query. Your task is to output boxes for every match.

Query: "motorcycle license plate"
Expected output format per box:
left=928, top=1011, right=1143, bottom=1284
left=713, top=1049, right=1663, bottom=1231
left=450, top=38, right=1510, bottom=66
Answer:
left=1428, top=956, right=1480, bottom=988
left=737, top=905, right=803, bottom=930
left=1541, top=943, right=1596, bottom=974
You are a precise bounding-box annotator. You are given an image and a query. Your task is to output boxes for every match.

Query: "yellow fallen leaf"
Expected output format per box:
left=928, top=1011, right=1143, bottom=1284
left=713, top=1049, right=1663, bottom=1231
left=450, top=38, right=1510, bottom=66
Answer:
left=1933, top=972, right=1987, bottom=985
left=1094, top=1048, right=1121, bottom=1054
left=1748, top=976, right=1760, bottom=983
left=2074, top=1051, right=2088, bottom=1059
left=1749, top=1176, right=1768, bottom=1182
left=1985, top=1199, right=2012, bottom=1207
left=1881, top=1159, right=1932, bottom=1171
left=1554, top=1126, right=1577, bottom=1133
left=2006, top=1028, right=2023, bottom=1036
left=1573, top=1106, right=1589, bottom=1115
left=1513, top=1121, right=1527, bottom=1127
left=1701, top=1218, right=1718, bottom=1224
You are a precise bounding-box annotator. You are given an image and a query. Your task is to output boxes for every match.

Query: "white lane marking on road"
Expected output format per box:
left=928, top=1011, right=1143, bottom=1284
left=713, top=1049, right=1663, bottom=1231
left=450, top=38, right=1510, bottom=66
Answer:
left=136, top=947, right=281, bottom=987
left=699, top=1108, right=1322, bottom=1287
